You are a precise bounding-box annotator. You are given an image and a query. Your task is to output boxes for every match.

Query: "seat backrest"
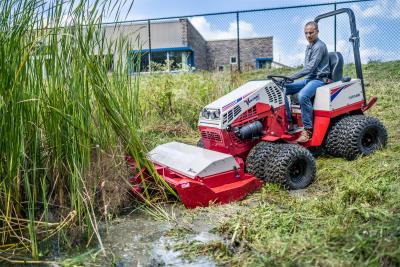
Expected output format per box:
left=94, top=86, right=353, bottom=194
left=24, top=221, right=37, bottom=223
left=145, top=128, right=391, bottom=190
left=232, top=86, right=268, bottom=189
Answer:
left=329, top=52, right=344, bottom=82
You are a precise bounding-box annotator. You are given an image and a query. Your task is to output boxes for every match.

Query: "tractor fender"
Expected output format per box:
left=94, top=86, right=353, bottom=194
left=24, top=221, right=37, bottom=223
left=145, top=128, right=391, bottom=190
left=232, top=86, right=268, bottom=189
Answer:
left=261, top=135, right=281, bottom=142
left=309, top=116, right=331, bottom=146
left=361, top=96, right=378, bottom=112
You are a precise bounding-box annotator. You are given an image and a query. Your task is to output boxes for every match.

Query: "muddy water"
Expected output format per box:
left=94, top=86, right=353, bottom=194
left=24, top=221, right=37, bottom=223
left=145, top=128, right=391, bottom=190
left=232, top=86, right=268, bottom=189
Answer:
left=102, top=201, right=254, bottom=267
left=102, top=206, right=222, bottom=266
left=0, top=200, right=255, bottom=266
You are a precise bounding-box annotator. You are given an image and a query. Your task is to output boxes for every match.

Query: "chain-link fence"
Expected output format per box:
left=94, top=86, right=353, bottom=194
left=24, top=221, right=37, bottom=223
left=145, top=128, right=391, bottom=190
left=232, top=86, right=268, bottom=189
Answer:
left=107, top=0, right=399, bottom=73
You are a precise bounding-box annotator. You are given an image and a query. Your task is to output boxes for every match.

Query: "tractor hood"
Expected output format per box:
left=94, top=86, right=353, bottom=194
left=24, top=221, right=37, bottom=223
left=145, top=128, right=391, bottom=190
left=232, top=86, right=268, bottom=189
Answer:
left=199, top=79, right=282, bottom=129
left=205, top=80, right=271, bottom=110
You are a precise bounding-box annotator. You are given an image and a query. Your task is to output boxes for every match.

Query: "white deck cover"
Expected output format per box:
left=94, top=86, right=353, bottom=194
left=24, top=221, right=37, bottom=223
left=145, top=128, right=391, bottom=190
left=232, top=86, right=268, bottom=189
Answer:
left=147, top=142, right=239, bottom=179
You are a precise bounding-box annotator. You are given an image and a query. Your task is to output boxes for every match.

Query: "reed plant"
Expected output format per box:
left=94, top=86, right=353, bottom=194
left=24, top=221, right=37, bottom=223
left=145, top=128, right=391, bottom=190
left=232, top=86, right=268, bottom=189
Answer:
left=0, top=0, right=174, bottom=261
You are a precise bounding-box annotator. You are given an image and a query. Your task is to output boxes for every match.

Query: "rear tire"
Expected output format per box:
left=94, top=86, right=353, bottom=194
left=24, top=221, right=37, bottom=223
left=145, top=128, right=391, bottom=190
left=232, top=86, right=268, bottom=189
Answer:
left=246, top=142, right=280, bottom=180
left=308, top=146, right=326, bottom=158
left=264, top=144, right=316, bottom=190
left=325, top=116, right=351, bottom=157
left=341, top=115, right=387, bottom=160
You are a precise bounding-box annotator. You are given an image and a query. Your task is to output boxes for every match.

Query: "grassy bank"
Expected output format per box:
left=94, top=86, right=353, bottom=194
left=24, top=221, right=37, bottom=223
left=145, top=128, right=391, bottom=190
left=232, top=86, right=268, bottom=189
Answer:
left=137, top=61, right=400, bottom=266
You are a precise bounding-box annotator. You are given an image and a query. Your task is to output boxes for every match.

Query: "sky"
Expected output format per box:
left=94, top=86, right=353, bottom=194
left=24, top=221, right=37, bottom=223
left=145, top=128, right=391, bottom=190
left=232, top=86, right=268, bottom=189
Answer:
left=109, top=0, right=400, bottom=66
left=128, top=0, right=358, bottom=20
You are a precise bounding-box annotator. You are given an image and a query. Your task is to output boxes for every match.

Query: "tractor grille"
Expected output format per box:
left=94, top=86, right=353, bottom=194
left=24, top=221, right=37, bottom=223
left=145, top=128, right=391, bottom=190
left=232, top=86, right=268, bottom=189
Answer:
left=201, top=130, right=223, bottom=143
left=265, top=85, right=283, bottom=105
left=236, top=106, right=257, bottom=122
left=223, top=105, right=242, bottom=124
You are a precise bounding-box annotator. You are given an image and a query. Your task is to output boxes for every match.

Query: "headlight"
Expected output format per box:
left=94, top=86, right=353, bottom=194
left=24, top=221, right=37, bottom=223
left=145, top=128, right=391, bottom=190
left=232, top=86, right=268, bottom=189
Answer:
left=201, top=108, right=220, bottom=119
left=201, top=108, right=209, bottom=119
left=210, top=110, right=220, bottom=119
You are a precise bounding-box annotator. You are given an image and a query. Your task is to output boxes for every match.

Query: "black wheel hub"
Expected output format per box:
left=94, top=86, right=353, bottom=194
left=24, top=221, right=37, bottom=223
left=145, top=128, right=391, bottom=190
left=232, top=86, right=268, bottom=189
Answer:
left=288, top=159, right=306, bottom=183
left=362, top=128, right=378, bottom=149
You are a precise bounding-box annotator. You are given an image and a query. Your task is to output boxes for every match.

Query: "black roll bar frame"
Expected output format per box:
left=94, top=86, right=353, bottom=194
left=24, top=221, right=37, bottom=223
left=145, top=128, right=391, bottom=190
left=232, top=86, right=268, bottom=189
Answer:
left=315, top=8, right=367, bottom=105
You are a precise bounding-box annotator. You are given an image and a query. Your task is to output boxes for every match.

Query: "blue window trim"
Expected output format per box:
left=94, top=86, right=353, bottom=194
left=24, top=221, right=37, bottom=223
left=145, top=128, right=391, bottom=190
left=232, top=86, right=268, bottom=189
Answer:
left=256, top=57, right=273, bottom=69
left=129, top=46, right=195, bottom=69
left=129, top=46, right=193, bottom=53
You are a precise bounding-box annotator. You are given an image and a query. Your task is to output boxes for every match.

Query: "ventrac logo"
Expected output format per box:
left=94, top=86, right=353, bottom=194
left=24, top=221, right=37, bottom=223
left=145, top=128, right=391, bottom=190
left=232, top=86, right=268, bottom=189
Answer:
left=244, top=94, right=260, bottom=106
left=349, top=93, right=361, bottom=99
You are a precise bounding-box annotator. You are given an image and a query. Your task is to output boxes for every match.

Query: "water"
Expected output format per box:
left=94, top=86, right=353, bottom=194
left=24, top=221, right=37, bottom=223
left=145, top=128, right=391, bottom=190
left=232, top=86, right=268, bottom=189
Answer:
left=102, top=205, right=228, bottom=267
left=100, top=200, right=257, bottom=266
left=0, top=200, right=255, bottom=266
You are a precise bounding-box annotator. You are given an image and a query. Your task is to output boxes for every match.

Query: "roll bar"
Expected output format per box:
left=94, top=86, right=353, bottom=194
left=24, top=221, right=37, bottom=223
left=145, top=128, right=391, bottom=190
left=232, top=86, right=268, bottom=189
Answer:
left=315, top=8, right=366, bottom=105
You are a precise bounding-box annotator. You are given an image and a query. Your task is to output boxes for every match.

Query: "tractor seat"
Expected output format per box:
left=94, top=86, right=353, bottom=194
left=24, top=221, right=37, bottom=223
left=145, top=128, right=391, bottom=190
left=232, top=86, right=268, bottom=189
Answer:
left=290, top=51, right=345, bottom=106
left=328, top=51, right=344, bottom=82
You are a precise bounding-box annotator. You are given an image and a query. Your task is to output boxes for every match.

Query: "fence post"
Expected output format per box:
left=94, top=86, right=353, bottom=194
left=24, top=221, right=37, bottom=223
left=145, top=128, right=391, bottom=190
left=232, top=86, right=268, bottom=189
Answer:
left=148, top=19, right=152, bottom=72
left=236, top=12, right=241, bottom=72
left=334, top=3, right=337, bottom=52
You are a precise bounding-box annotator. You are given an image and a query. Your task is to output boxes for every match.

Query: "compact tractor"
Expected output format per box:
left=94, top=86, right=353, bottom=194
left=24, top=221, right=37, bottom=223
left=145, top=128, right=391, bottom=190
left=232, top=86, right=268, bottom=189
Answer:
left=128, top=8, right=387, bottom=208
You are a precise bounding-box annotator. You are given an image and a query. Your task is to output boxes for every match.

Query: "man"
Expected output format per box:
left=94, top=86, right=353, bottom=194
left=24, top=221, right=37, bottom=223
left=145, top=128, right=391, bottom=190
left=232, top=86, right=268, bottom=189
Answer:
left=285, top=21, right=330, bottom=142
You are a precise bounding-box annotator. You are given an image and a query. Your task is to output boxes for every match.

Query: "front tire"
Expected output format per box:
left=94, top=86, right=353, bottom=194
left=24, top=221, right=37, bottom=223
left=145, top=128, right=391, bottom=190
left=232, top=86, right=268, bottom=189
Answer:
left=264, top=144, right=316, bottom=189
left=246, top=142, right=280, bottom=180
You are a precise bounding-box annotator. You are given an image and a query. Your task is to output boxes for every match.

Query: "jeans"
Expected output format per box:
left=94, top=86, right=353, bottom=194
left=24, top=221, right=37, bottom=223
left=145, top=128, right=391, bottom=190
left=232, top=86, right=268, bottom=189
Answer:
left=284, top=79, right=325, bottom=130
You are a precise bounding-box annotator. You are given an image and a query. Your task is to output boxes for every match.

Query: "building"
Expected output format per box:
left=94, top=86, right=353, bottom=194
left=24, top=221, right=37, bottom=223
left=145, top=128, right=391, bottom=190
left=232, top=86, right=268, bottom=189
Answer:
left=102, top=19, right=273, bottom=72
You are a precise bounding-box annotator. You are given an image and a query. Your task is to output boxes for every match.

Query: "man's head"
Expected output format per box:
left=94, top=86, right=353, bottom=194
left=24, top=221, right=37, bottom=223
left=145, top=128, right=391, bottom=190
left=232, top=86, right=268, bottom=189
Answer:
left=304, top=21, right=319, bottom=44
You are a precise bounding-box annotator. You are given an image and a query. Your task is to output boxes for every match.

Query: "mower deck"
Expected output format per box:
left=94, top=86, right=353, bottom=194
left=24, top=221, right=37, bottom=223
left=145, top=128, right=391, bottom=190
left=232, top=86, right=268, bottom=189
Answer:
left=130, top=142, right=263, bottom=208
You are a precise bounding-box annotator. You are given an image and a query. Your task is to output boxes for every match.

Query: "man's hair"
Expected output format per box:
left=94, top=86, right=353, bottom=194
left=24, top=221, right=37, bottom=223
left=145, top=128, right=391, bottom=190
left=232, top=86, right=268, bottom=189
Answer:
left=305, top=21, right=319, bottom=30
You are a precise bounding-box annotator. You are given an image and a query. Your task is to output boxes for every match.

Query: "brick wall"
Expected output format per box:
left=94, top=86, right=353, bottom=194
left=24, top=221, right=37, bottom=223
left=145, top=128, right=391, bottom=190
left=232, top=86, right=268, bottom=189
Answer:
left=206, top=37, right=273, bottom=71
left=180, top=19, right=208, bottom=70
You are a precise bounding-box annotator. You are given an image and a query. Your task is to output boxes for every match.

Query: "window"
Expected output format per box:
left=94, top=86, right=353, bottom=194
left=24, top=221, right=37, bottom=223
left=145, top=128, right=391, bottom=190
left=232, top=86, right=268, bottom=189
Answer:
left=151, top=51, right=167, bottom=70
left=259, top=60, right=271, bottom=69
left=130, top=49, right=193, bottom=73
left=168, top=51, right=188, bottom=70
left=230, top=56, right=237, bottom=64
left=256, top=58, right=272, bottom=70
left=140, top=53, right=150, bottom=72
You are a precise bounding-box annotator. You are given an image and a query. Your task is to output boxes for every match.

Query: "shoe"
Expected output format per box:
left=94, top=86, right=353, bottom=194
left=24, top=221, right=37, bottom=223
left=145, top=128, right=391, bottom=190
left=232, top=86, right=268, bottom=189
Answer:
left=288, top=122, right=300, bottom=132
left=296, top=129, right=312, bottom=143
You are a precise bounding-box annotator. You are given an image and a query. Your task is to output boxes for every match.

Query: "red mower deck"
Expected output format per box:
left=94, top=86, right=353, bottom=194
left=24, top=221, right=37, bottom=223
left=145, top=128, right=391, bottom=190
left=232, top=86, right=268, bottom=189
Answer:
left=127, top=142, right=263, bottom=208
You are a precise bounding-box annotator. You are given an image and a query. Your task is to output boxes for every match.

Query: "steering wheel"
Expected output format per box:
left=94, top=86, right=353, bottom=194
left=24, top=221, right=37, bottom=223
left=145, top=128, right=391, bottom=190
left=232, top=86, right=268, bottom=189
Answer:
left=267, top=75, right=294, bottom=89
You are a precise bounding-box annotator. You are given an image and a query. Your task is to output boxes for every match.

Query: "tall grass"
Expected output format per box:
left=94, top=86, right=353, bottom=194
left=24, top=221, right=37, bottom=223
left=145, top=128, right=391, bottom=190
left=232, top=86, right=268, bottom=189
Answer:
left=0, top=0, right=173, bottom=261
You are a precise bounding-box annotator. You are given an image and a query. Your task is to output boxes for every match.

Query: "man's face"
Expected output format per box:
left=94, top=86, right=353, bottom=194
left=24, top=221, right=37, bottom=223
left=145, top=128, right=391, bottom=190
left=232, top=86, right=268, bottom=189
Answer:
left=304, top=25, right=318, bottom=44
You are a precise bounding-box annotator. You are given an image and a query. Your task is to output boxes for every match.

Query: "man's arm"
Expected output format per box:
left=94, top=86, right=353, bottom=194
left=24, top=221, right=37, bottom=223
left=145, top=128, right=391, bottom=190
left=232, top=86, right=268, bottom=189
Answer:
left=289, top=46, right=324, bottom=80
